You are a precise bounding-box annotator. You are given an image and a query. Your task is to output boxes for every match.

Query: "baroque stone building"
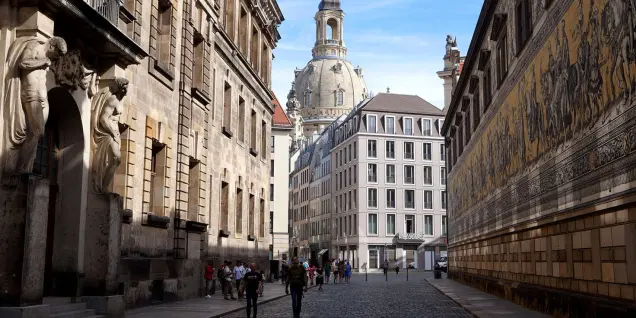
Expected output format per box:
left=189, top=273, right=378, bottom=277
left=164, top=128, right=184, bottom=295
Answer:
left=0, top=0, right=282, bottom=316
left=442, top=0, right=636, bottom=316
left=286, top=0, right=368, bottom=148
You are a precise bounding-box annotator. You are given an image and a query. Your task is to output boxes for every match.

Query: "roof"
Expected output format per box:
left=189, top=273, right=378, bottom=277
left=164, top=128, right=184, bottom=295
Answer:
left=272, top=95, right=293, bottom=128
left=362, top=93, right=444, bottom=116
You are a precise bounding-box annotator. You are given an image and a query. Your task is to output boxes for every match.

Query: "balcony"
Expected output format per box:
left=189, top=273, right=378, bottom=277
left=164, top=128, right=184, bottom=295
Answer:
left=395, top=233, right=426, bottom=244
left=85, top=0, right=121, bottom=25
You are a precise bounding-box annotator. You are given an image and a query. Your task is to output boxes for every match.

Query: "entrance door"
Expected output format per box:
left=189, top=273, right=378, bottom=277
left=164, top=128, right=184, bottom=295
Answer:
left=36, top=121, right=60, bottom=296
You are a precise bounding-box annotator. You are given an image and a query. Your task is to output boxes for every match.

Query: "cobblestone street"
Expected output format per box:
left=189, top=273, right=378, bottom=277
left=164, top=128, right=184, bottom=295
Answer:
left=222, top=272, right=472, bottom=318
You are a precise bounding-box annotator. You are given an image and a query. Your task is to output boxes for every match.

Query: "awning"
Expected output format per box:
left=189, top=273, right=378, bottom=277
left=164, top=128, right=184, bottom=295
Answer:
left=317, top=249, right=328, bottom=256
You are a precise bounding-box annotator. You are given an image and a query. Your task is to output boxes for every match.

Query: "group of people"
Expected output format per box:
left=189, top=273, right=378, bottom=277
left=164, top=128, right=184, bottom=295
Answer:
left=203, top=260, right=265, bottom=318
left=382, top=259, right=402, bottom=276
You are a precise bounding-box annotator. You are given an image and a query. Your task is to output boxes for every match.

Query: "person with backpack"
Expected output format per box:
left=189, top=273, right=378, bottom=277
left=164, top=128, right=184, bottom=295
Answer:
left=204, top=263, right=215, bottom=297
left=287, top=257, right=308, bottom=318
left=222, top=260, right=236, bottom=300
left=243, top=263, right=262, bottom=318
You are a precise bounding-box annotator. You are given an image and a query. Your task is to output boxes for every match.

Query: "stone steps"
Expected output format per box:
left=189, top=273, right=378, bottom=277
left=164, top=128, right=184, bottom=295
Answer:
left=43, top=297, right=103, bottom=318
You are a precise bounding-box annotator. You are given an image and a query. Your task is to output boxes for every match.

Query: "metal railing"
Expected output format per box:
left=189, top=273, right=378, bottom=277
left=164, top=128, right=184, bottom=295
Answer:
left=85, top=0, right=122, bottom=25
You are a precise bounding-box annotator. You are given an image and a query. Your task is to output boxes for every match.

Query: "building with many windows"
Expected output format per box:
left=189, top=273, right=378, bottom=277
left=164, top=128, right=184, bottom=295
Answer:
left=0, top=0, right=282, bottom=315
left=442, top=0, right=636, bottom=316
left=331, top=93, right=447, bottom=271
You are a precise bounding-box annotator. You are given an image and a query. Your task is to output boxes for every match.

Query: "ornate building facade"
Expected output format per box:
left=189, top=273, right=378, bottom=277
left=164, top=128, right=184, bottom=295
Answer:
left=286, top=0, right=368, bottom=149
left=0, top=0, right=282, bottom=316
left=442, top=0, right=636, bottom=316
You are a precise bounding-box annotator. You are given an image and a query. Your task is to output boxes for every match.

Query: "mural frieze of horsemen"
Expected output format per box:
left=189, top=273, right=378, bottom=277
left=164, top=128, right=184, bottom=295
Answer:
left=450, top=0, right=636, bottom=232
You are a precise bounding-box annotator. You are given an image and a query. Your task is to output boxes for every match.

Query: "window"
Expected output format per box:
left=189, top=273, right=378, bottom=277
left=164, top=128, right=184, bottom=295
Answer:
left=404, top=117, right=413, bottom=135
left=385, top=116, right=395, bottom=134
left=224, top=0, right=235, bottom=38
left=368, top=213, right=378, bottom=235
left=423, top=166, right=432, bottom=185
left=367, top=140, right=377, bottom=158
left=149, top=142, right=166, bottom=215
left=516, top=0, right=532, bottom=54
left=386, top=214, right=396, bottom=235
left=249, top=109, right=257, bottom=151
left=250, top=26, right=259, bottom=68
left=155, top=0, right=174, bottom=66
left=353, top=141, right=357, bottom=159
left=424, top=215, right=433, bottom=235
left=441, top=167, right=447, bottom=185
left=422, top=119, right=431, bottom=136
left=405, top=215, right=415, bottom=234
left=223, top=82, right=232, bottom=135
left=261, top=120, right=267, bottom=157
left=441, top=191, right=447, bottom=210
left=353, top=189, right=357, bottom=207
left=368, top=115, right=377, bottom=132
left=269, top=184, right=274, bottom=201
left=440, top=144, right=446, bottom=161
left=336, top=90, right=344, bottom=106
left=404, top=141, right=414, bottom=160
left=386, top=164, right=396, bottom=184
left=247, top=193, right=255, bottom=236
left=423, top=142, right=432, bottom=160
left=353, top=164, right=357, bottom=183
left=424, top=190, right=433, bottom=209
left=221, top=181, right=229, bottom=230
left=442, top=216, right=447, bottom=235
left=304, top=91, right=311, bottom=106
left=497, top=31, right=508, bottom=86
left=260, top=198, right=265, bottom=237
left=404, top=165, right=415, bottom=185
left=386, top=140, right=395, bottom=159
left=484, top=64, right=493, bottom=109
left=270, top=136, right=275, bottom=153
left=367, top=164, right=377, bottom=183
left=473, top=91, right=480, bottom=128
left=438, top=119, right=444, bottom=135
left=369, top=249, right=379, bottom=268
left=368, top=188, right=377, bottom=208
left=386, top=189, right=396, bottom=208
left=405, top=189, right=415, bottom=209
left=270, top=160, right=274, bottom=176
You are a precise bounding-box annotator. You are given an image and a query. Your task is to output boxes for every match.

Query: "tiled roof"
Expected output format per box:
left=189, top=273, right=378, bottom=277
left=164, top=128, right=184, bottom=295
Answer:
left=362, top=93, right=444, bottom=116
left=272, top=95, right=292, bottom=127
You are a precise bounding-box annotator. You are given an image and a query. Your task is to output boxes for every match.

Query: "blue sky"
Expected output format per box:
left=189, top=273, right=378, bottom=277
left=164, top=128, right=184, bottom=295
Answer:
left=271, top=0, right=483, bottom=109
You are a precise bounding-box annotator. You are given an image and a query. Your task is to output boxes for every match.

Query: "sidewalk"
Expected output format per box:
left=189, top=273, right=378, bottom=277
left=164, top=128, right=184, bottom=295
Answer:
left=125, top=281, right=294, bottom=318
left=427, top=277, right=550, bottom=318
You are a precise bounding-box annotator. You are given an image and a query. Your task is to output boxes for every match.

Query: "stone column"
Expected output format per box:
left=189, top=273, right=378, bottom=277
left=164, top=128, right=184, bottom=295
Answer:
left=0, top=175, right=50, bottom=317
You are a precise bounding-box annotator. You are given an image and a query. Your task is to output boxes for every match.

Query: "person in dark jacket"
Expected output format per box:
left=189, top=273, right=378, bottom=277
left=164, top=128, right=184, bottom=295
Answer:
left=287, top=257, right=308, bottom=318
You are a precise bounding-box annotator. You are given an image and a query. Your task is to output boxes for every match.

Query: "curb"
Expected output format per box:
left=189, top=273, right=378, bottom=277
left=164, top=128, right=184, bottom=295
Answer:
left=425, top=278, right=479, bottom=318
left=209, top=285, right=317, bottom=318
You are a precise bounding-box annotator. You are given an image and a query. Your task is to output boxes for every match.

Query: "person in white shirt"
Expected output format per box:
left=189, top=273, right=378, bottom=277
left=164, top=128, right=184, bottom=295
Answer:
left=234, top=261, right=245, bottom=299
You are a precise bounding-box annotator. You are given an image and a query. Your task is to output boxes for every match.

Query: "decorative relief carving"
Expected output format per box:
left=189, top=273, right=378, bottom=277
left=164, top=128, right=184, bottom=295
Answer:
left=91, top=78, right=129, bottom=194
left=3, top=36, right=67, bottom=176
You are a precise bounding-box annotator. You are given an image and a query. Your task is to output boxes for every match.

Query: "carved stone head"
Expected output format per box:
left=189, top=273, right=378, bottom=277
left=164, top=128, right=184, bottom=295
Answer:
left=46, top=37, right=68, bottom=60
left=111, top=78, right=130, bottom=100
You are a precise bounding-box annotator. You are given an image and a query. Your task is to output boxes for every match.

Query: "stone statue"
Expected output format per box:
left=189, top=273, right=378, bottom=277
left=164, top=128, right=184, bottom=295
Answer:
left=445, top=34, right=457, bottom=56
left=3, top=36, right=67, bottom=174
left=90, top=78, right=129, bottom=194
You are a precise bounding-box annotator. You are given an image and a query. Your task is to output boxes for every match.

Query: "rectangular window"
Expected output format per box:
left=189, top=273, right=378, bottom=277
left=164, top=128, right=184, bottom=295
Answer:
left=269, top=184, right=274, bottom=201
left=270, top=159, right=274, bottom=177
left=367, top=140, right=377, bottom=158
left=260, top=198, right=265, bottom=237
left=422, top=119, right=431, bottom=136
left=473, top=91, right=480, bottom=129
left=238, top=97, right=246, bottom=142
left=270, top=135, right=275, bottom=153
left=404, top=165, right=415, bottom=185
left=369, top=249, right=378, bottom=268
left=235, top=188, right=243, bottom=234
left=353, top=189, right=357, bottom=208
left=386, top=214, right=396, bottom=235
left=424, top=190, right=433, bottom=209
left=386, top=116, right=395, bottom=134
left=261, top=120, right=267, bottom=157
left=386, top=189, right=396, bottom=208
left=405, top=215, right=415, bottom=234
left=404, top=141, right=414, bottom=160
left=368, top=188, right=377, bottom=208
left=423, top=166, right=432, bottom=185
left=441, top=191, right=447, bottom=210
left=442, top=216, right=447, bottom=235
left=441, top=167, right=447, bottom=186
left=221, top=181, right=229, bottom=230
left=422, top=142, right=432, bottom=160
left=156, top=0, right=173, bottom=65
left=368, top=115, right=377, bottom=133
left=247, top=193, right=254, bottom=236
left=483, top=64, right=492, bottom=109
left=353, top=141, right=357, bottom=159
left=368, top=213, right=378, bottom=235
left=367, top=163, right=378, bottom=183
left=223, top=82, right=232, bottom=135
left=497, top=32, right=508, bottom=86
left=405, top=189, right=415, bottom=209
left=516, top=0, right=532, bottom=54
left=464, top=110, right=472, bottom=141
left=404, top=118, right=413, bottom=135
left=249, top=109, right=257, bottom=151
left=386, top=140, right=395, bottom=159
left=424, top=215, right=433, bottom=235
left=386, top=164, right=396, bottom=184
left=353, top=164, right=357, bottom=184
left=440, top=144, right=446, bottom=161
left=224, top=0, right=235, bottom=38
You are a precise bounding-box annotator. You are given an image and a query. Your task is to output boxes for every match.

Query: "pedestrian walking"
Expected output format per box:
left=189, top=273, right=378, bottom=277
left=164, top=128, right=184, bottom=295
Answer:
left=308, top=264, right=315, bottom=286
left=394, top=259, right=400, bottom=275
left=223, top=260, right=236, bottom=300
left=234, top=261, right=245, bottom=299
left=244, top=263, right=262, bottom=318
left=316, top=265, right=324, bottom=291
left=338, top=260, right=345, bottom=284
left=324, top=261, right=331, bottom=284
left=287, top=257, right=308, bottom=318
left=383, top=260, right=389, bottom=276
left=344, top=261, right=351, bottom=283
left=204, top=263, right=215, bottom=297
left=332, top=259, right=339, bottom=284
left=281, top=262, right=289, bottom=285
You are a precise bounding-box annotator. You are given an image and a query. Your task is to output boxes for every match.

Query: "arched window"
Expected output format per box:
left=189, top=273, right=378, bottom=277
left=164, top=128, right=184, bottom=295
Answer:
left=336, top=90, right=344, bottom=106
